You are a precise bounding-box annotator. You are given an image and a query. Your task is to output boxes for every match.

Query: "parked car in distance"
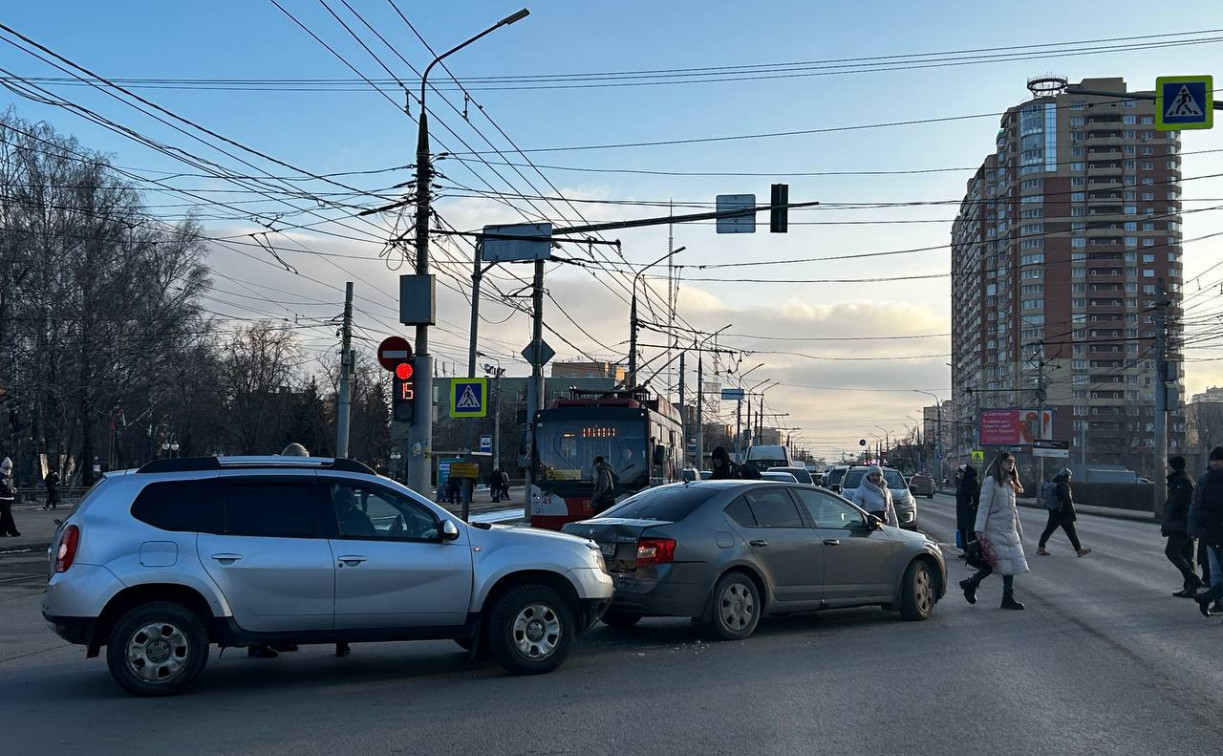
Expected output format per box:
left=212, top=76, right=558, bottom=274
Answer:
left=769, top=466, right=815, bottom=486
left=908, top=473, right=937, bottom=498
left=839, top=466, right=919, bottom=530
left=681, top=468, right=701, bottom=482
left=761, top=471, right=799, bottom=483
left=42, top=456, right=613, bottom=696
left=562, top=481, right=944, bottom=640
left=824, top=465, right=849, bottom=493
left=743, top=445, right=794, bottom=473
left=700, top=470, right=713, bottom=480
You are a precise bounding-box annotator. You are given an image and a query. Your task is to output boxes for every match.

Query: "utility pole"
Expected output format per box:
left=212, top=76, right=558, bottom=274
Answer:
left=695, top=354, right=704, bottom=468
left=336, top=281, right=353, bottom=459
left=524, top=260, right=546, bottom=518
left=678, top=350, right=686, bottom=466
left=1154, top=279, right=1172, bottom=520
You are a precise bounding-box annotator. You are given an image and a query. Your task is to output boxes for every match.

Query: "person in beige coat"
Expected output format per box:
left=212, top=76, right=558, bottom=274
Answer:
left=959, top=451, right=1029, bottom=610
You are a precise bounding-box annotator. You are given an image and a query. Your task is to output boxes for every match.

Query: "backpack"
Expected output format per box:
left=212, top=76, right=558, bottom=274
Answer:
left=1040, top=481, right=1059, bottom=511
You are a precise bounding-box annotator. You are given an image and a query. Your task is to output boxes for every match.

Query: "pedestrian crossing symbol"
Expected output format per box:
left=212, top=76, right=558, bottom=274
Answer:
left=451, top=378, right=488, bottom=418
left=1155, top=76, right=1213, bottom=131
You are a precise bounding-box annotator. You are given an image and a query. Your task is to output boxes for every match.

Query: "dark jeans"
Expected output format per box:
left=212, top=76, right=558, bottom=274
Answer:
left=1198, top=540, right=1212, bottom=585
left=1038, top=512, right=1082, bottom=550
left=969, top=565, right=1015, bottom=592
left=1164, top=533, right=1200, bottom=589
left=1205, top=544, right=1223, bottom=603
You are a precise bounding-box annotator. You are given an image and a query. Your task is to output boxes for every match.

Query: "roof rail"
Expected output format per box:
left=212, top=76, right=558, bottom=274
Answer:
left=136, top=456, right=378, bottom=476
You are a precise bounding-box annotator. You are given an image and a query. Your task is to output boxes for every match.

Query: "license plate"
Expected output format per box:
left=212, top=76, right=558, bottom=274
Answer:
left=599, top=542, right=617, bottom=556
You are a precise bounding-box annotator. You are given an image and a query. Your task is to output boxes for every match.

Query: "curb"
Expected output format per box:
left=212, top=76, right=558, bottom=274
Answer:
left=0, top=542, right=50, bottom=556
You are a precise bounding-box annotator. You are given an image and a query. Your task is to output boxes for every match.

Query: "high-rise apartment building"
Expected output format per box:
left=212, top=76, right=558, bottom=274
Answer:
left=951, top=77, right=1185, bottom=477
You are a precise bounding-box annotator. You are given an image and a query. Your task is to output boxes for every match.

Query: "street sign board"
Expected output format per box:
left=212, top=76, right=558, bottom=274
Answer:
left=970, top=450, right=985, bottom=465
left=1155, top=76, right=1213, bottom=131
left=521, top=339, right=555, bottom=366
left=1032, top=439, right=1070, bottom=459
left=450, top=378, right=488, bottom=418
left=715, top=194, right=756, bottom=234
left=481, top=223, right=553, bottom=262
left=448, top=462, right=481, bottom=479
left=978, top=409, right=1053, bottom=445
left=479, top=434, right=492, bottom=453
left=720, top=387, right=746, bottom=400
left=377, top=336, right=413, bottom=372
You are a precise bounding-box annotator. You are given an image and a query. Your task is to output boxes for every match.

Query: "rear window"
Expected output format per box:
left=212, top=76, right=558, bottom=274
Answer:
left=223, top=481, right=318, bottom=538
left=826, top=468, right=846, bottom=485
left=598, top=484, right=720, bottom=522
left=131, top=479, right=223, bottom=533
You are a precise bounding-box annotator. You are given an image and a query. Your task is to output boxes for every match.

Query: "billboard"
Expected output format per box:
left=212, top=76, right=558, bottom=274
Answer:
left=978, top=409, right=1053, bottom=446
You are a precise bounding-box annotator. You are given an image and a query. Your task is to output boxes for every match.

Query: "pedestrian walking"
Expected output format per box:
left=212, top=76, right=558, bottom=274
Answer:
left=955, top=464, right=980, bottom=553
left=1036, top=468, right=1091, bottom=557
left=1163, top=456, right=1202, bottom=598
left=44, top=469, right=60, bottom=511
left=960, top=451, right=1028, bottom=610
left=500, top=469, right=511, bottom=501
left=1191, top=446, right=1223, bottom=618
left=1187, top=470, right=1213, bottom=591
left=490, top=468, right=502, bottom=502
left=591, top=456, right=617, bottom=513
left=0, top=457, right=18, bottom=537
left=852, top=465, right=898, bottom=527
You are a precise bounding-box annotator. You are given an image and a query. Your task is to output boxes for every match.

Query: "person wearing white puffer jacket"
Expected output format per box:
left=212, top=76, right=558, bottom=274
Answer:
left=959, top=451, right=1029, bottom=610
left=851, top=465, right=898, bottom=528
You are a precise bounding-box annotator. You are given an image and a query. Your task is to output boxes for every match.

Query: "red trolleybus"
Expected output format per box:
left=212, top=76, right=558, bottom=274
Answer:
left=529, top=387, right=684, bottom=530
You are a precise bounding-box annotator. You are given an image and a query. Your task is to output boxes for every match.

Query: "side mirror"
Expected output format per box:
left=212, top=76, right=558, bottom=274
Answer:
left=865, top=514, right=883, bottom=531
left=440, top=519, right=461, bottom=541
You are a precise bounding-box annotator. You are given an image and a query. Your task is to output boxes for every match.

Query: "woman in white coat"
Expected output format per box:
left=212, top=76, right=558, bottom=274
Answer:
left=959, top=451, right=1029, bottom=610
left=851, top=465, right=898, bottom=527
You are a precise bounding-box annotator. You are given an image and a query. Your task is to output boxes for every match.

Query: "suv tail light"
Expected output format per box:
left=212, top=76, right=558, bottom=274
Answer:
left=55, top=525, right=80, bottom=573
left=635, top=537, right=676, bottom=566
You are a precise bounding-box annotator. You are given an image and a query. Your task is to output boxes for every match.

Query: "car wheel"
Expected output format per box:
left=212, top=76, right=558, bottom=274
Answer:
left=488, top=584, right=574, bottom=675
left=600, top=611, right=642, bottom=629
left=710, top=572, right=761, bottom=641
left=899, top=560, right=936, bottom=621
left=106, top=601, right=209, bottom=697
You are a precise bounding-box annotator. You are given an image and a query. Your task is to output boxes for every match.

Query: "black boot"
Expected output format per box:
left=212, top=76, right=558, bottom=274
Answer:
left=1001, top=590, right=1025, bottom=610
left=1194, top=592, right=1215, bottom=617
left=959, top=578, right=979, bottom=605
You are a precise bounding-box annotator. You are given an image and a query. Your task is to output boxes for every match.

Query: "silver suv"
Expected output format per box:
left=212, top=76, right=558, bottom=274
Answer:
left=42, top=456, right=613, bottom=696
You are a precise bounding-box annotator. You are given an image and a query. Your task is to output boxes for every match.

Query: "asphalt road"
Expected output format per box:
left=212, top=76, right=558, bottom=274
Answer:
left=1, top=493, right=1220, bottom=755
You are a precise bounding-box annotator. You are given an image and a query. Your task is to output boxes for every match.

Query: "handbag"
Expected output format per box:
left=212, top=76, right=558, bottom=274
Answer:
left=964, top=539, right=989, bottom=570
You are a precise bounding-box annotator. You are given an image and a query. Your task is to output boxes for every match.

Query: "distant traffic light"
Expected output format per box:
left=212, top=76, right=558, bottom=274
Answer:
left=392, top=363, right=415, bottom=424
left=770, top=183, right=789, bottom=233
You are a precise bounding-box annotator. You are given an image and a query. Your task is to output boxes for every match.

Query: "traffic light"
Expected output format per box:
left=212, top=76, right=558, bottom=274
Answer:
left=770, top=183, right=789, bottom=233
left=392, top=362, right=415, bottom=424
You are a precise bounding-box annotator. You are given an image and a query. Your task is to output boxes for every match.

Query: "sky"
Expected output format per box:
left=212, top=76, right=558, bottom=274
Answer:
left=3, top=0, right=1223, bottom=460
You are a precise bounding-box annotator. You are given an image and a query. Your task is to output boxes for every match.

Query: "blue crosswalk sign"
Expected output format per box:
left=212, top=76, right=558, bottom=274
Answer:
left=451, top=378, right=487, bottom=418
left=1155, top=76, right=1213, bottom=131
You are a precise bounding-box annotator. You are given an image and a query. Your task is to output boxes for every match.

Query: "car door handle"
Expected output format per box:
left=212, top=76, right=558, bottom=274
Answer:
left=210, top=553, right=242, bottom=565
left=337, top=556, right=367, bottom=567
left=749, top=539, right=768, bottom=547
left=823, top=539, right=841, bottom=546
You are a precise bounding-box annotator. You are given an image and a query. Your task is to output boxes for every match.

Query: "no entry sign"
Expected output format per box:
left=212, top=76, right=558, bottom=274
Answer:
left=377, top=336, right=413, bottom=372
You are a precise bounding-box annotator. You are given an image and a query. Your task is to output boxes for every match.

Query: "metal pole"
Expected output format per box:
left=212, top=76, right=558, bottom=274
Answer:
left=336, top=281, right=353, bottom=459
left=492, top=368, right=502, bottom=471
left=467, top=246, right=483, bottom=379
left=678, top=350, right=686, bottom=466
left=735, top=398, right=742, bottom=463
left=524, top=260, right=545, bottom=522
left=1154, top=285, right=1170, bottom=520
left=628, top=289, right=638, bottom=387
left=695, top=354, right=704, bottom=469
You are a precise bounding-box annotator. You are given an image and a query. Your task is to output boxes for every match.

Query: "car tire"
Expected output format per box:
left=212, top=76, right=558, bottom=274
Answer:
left=487, top=584, right=574, bottom=675
left=106, top=601, right=210, bottom=697
left=899, top=560, right=936, bottom=622
left=710, top=572, right=761, bottom=641
left=600, top=611, right=643, bottom=629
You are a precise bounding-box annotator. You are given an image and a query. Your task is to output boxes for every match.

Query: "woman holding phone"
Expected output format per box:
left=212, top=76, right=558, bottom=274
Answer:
left=960, top=451, right=1029, bottom=610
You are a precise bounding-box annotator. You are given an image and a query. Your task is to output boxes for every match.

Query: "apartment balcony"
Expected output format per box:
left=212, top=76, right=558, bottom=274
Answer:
left=1087, top=164, right=1124, bottom=177
left=1087, top=206, right=1124, bottom=216
left=1087, top=177, right=1123, bottom=189
left=1088, top=193, right=1123, bottom=204
left=1088, top=395, right=1127, bottom=406
left=1085, top=134, right=1125, bottom=147
left=1087, top=149, right=1123, bottom=161
left=1087, top=305, right=1124, bottom=315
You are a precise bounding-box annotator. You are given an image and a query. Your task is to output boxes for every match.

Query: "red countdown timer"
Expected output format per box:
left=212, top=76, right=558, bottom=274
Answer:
left=581, top=426, right=617, bottom=439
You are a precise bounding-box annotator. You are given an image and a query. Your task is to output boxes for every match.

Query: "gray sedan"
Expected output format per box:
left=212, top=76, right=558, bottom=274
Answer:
left=562, top=481, right=946, bottom=640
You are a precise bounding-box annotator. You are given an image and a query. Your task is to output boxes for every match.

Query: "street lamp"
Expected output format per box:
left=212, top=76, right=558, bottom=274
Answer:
left=628, top=246, right=686, bottom=387
left=913, top=389, right=945, bottom=488
left=407, top=7, right=530, bottom=497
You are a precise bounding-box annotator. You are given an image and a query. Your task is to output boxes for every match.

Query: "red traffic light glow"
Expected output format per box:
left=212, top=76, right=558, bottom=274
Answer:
left=395, top=363, right=414, bottom=380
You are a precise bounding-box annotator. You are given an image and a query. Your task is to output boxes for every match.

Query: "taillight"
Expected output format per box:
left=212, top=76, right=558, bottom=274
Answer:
left=635, top=538, right=676, bottom=566
left=55, top=525, right=80, bottom=573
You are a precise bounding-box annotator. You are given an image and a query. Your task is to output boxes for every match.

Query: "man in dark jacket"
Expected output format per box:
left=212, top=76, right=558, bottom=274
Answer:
left=710, top=446, right=757, bottom=480
left=1164, top=456, right=1201, bottom=597
left=1192, top=446, right=1223, bottom=617
left=955, top=464, right=979, bottom=553
left=591, top=456, right=617, bottom=513
left=1037, top=468, right=1091, bottom=557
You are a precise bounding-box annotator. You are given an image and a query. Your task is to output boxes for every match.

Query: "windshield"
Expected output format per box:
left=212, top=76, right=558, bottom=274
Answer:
left=535, top=417, right=647, bottom=490
left=842, top=469, right=907, bottom=490
left=598, top=483, right=719, bottom=522
left=826, top=468, right=846, bottom=485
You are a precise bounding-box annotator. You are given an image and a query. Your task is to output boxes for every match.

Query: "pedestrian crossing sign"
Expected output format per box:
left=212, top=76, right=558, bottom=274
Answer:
left=450, top=378, right=488, bottom=418
left=1155, top=76, right=1213, bottom=131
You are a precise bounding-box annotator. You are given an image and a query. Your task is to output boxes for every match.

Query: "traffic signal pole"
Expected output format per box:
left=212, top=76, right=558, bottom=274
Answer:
left=336, top=281, right=353, bottom=459
left=524, top=260, right=545, bottom=522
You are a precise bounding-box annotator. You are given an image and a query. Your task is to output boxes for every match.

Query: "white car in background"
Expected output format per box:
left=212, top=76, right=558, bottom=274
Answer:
left=838, top=466, right=918, bottom=530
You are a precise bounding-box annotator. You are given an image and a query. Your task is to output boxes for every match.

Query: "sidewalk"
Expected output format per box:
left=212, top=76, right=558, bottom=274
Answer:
left=1, top=490, right=527, bottom=555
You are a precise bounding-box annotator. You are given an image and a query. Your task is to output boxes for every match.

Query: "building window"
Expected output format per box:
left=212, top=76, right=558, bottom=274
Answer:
left=1070, top=163, right=1085, bottom=172
left=1071, top=238, right=1087, bottom=248
left=1123, top=146, right=1136, bottom=155
left=1141, top=162, right=1154, bottom=171
left=1071, top=206, right=1087, bottom=217
left=1124, top=206, right=1137, bottom=215
left=1143, top=284, right=1156, bottom=294
left=1167, top=160, right=1180, bottom=170
left=1142, top=238, right=1156, bottom=247
left=1141, top=147, right=1154, bottom=156
left=1124, top=176, right=1136, bottom=185
left=1022, top=299, right=1044, bottom=310
left=1141, top=116, right=1154, bottom=125
left=1123, top=115, right=1137, bottom=124
left=1070, top=192, right=1086, bottom=202
left=1124, top=237, right=1138, bottom=246
left=1071, top=298, right=1087, bottom=308
left=1071, top=177, right=1087, bottom=187
left=1143, top=269, right=1155, bottom=278
left=1124, top=221, right=1137, bottom=231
